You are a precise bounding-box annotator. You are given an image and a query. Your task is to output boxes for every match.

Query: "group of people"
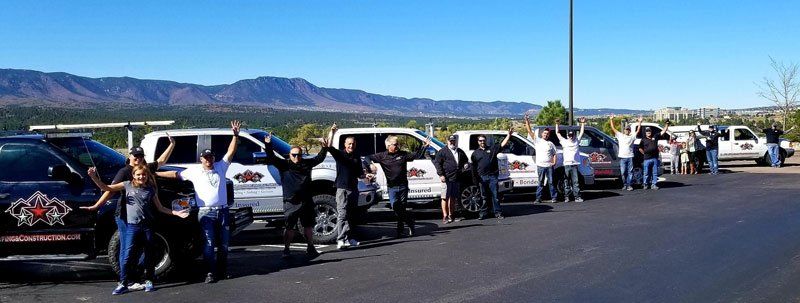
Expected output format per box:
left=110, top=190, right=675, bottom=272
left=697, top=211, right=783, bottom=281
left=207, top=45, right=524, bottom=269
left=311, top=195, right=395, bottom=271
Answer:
left=83, top=118, right=795, bottom=296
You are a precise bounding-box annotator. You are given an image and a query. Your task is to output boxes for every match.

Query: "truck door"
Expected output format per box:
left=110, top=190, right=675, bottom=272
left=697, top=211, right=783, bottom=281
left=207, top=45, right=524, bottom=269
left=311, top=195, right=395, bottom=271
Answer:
left=486, top=134, right=538, bottom=188
left=375, top=133, right=439, bottom=201
left=209, top=135, right=283, bottom=215
left=0, top=142, right=96, bottom=256
left=729, top=128, right=761, bottom=159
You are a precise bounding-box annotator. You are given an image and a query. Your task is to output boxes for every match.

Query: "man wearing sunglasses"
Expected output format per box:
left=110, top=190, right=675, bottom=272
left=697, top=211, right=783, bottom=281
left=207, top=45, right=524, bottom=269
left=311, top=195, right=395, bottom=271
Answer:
left=263, top=132, right=329, bottom=259
left=365, top=135, right=430, bottom=238
left=80, top=134, right=176, bottom=291
left=470, top=128, right=512, bottom=220
left=160, top=120, right=241, bottom=283
left=554, top=117, right=586, bottom=202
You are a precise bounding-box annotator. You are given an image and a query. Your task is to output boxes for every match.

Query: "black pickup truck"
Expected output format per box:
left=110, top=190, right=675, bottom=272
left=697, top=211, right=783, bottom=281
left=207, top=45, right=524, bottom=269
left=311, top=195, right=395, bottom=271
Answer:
left=0, top=133, right=253, bottom=279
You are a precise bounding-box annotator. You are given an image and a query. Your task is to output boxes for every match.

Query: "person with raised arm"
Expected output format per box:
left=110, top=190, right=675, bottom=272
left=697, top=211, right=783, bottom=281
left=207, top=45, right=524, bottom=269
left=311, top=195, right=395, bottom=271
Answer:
left=365, top=135, right=430, bottom=237
left=80, top=133, right=175, bottom=291
left=610, top=115, right=642, bottom=191
left=263, top=131, right=329, bottom=258
left=87, top=165, right=189, bottom=295
left=326, top=123, right=364, bottom=250
left=555, top=117, right=586, bottom=202
left=158, top=120, right=240, bottom=283
left=638, top=120, right=670, bottom=190
left=524, top=114, right=558, bottom=203
left=763, top=123, right=795, bottom=168
left=696, top=122, right=721, bottom=175
left=469, top=126, right=512, bottom=220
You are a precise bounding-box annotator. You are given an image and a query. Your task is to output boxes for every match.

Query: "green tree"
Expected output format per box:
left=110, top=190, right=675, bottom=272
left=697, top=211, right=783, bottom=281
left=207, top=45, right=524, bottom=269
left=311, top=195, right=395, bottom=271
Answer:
left=405, top=119, right=420, bottom=129
left=290, top=123, right=322, bottom=153
left=535, top=100, right=568, bottom=126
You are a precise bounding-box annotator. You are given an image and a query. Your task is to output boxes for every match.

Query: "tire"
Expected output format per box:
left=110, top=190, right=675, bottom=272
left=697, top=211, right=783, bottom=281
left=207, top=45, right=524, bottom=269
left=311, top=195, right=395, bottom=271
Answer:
left=310, top=194, right=338, bottom=245
left=107, top=230, right=178, bottom=281
left=459, top=184, right=484, bottom=214
left=780, top=149, right=787, bottom=165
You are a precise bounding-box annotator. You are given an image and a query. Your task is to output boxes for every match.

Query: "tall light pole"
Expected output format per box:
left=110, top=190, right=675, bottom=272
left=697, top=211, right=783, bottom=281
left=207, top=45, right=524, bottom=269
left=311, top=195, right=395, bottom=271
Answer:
left=568, top=0, right=574, bottom=126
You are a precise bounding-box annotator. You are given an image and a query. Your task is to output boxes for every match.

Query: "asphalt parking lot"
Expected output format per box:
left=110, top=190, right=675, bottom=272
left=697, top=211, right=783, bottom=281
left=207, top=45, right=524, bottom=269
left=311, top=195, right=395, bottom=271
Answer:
left=3, top=158, right=800, bottom=303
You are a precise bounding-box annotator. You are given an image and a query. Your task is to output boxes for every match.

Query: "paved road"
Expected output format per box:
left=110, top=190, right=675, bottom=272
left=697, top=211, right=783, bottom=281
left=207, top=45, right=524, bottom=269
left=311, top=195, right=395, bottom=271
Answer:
left=2, top=160, right=800, bottom=303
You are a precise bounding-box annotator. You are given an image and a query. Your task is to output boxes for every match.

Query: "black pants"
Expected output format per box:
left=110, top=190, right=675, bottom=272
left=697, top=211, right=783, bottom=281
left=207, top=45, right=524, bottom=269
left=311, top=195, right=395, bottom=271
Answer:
left=388, top=185, right=414, bottom=228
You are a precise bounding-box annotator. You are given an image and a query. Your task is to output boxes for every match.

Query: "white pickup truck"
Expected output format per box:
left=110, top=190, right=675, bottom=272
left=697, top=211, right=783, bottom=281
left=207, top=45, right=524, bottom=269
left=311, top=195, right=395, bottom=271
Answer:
left=667, top=125, right=795, bottom=165
left=452, top=130, right=594, bottom=194
left=140, top=128, right=380, bottom=244
left=330, top=127, right=514, bottom=213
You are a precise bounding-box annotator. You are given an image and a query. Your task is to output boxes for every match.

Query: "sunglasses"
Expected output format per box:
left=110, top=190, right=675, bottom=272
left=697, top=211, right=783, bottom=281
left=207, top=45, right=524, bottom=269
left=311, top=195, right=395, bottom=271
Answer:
left=290, top=153, right=301, bottom=157
left=477, top=140, right=486, bottom=142
left=132, top=154, right=145, bottom=158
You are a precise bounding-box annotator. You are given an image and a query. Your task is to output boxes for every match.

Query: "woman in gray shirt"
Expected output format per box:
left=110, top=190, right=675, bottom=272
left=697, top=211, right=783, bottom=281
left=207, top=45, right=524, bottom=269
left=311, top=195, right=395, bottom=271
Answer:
left=88, top=165, right=189, bottom=295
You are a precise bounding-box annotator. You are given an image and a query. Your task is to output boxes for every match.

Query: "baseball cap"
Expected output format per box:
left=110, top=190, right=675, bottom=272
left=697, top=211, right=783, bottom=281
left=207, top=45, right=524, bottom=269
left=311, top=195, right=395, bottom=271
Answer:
left=447, top=135, right=457, bottom=142
left=200, top=149, right=215, bottom=157
left=644, top=127, right=652, bottom=132
left=567, top=130, right=575, bottom=136
left=129, top=146, right=145, bottom=156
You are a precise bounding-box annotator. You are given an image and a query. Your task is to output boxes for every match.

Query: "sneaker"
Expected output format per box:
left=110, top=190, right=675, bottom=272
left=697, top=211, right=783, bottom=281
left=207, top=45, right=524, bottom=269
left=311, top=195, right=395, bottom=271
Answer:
left=128, top=282, right=145, bottom=291
left=621, top=185, right=628, bottom=190
left=408, top=225, right=416, bottom=237
left=282, top=248, right=291, bottom=259
left=495, top=213, right=504, bottom=219
left=204, top=273, right=216, bottom=284
left=337, top=240, right=350, bottom=250
left=348, top=239, right=360, bottom=247
left=626, top=186, right=633, bottom=191
left=144, top=280, right=155, bottom=292
left=575, top=197, right=584, bottom=202
left=533, top=199, right=542, bottom=204
left=549, top=199, right=558, bottom=203
left=643, top=185, right=650, bottom=190
left=112, top=283, right=129, bottom=295
left=651, top=185, right=659, bottom=190
left=477, top=216, right=486, bottom=220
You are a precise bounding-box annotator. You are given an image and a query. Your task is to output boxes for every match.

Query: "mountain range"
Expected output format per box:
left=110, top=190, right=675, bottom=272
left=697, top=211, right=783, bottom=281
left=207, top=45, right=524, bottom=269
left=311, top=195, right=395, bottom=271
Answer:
left=0, top=69, right=649, bottom=117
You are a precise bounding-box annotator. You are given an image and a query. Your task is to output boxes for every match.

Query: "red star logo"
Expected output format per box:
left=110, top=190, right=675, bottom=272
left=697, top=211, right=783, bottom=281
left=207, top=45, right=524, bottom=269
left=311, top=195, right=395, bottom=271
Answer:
left=22, top=199, right=56, bottom=226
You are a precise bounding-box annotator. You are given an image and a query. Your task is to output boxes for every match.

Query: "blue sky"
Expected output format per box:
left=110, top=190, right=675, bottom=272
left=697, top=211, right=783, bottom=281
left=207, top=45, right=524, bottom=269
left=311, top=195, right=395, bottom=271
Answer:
left=1, top=0, right=798, bottom=110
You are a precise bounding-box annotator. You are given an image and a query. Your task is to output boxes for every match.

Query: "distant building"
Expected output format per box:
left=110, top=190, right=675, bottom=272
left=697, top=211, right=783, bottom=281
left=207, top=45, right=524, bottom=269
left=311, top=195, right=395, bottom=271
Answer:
left=653, top=107, right=693, bottom=123
left=695, top=106, right=723, bottom=119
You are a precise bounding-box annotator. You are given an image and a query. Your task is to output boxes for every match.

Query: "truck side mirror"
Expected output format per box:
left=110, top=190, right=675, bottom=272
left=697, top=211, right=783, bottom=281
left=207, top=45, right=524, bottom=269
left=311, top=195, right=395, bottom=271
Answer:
left=48, top=164, right=70, bottom=181
left=252, top=152, right=268, bottom=165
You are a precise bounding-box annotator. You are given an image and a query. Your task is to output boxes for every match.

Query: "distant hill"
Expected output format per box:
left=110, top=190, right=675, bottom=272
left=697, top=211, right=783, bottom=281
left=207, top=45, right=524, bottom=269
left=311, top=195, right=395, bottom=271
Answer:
left=0, top=69, right=649, bottom=117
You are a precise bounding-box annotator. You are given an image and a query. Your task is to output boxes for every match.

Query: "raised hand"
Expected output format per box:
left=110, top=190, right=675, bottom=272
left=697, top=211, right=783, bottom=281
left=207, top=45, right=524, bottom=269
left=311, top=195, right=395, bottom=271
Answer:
left=319, top=137, right=329, bottom=147
left=554, top=118, right=561, bottom=125
left=637, top=115, right=643, bottom=123
left=231, top=120, right=242, bottom=136
left=87, top=167, right=98, bottom=178
left=508, top=126, right=514, bottom=135
left=331, top=123, right=338, bottom=132
left=264, top=132, right=272, bottom=144
left=579, top=117, right=587, bottom=124
left=167, top=132, right=175, bottom=145
left=610, top=114, right=616, bottom=119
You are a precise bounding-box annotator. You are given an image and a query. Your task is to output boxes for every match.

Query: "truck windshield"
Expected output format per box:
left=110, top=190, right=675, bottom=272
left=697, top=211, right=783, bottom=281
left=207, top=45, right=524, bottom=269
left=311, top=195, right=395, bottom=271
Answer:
left=414, top=130, right=446, bottom=148
left=250, top=132, right=292, bottom=157
left=49, top=138, right=127, bottom=173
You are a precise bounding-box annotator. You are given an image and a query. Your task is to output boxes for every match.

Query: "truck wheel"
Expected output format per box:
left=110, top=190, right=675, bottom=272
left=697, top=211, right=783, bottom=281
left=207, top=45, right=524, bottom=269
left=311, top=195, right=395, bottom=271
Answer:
left=759, top=153, right=772, bottom=166
left=780, top=149, right=787, bottom=165
left=108, top=230, right=178, bottom=280
left=310, top=194, right=338, bottom=244
left=459, top=185, right=484, bottom=213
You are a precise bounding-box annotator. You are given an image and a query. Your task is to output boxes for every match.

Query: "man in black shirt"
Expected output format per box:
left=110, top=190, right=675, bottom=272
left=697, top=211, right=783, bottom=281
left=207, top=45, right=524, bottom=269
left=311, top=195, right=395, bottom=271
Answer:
left=638, top=123, right=670, bottom=190
left=470, top=128, right=511, bottom=220
left=763, top=123, right=795, bottom=168
left=327, top=124, right=364, bottom=249
left=365, top=135, right=429, bottom=237
left=262, top=133, right=329, bottom=259
left=434, top=135, right=469, bottom=224
left=698, top=124, right=721, bottom=175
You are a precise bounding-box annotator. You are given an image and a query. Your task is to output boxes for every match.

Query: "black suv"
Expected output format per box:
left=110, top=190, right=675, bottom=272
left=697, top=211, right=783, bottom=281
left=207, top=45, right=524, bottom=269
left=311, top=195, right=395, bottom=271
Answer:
left=0, top=133, right=252, bottom=279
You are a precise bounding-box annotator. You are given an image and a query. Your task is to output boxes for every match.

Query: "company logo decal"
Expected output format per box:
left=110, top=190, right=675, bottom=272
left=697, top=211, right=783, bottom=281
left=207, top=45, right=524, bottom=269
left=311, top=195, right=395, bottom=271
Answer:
left=740, top=143, right=754, bottom=150
left=589, top=152, right=610, bottom=163
left=658, top=145, right=670, bottom=153
left=5, top=191, right=72, bottom=226
left=408, top=168, right=427, bottom=178
left=509, top=160, right=529, bottom=171
left=233, top=170, right=264, bottom=183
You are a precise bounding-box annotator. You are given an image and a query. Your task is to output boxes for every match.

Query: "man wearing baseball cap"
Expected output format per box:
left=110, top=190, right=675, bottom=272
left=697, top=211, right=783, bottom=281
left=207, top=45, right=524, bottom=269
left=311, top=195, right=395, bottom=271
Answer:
left=610, top=115, right=643, bottom=191
left=472, top=127, right=512, bottom=219
left=554, top=117, right=586, bottom=202
left=160, top=120, right=241, bottom=283
left=763, top=123, right=796, bottom=168
left=434, top=134, right=469, bottom=223
left=639, top=121, right=671, bottom=190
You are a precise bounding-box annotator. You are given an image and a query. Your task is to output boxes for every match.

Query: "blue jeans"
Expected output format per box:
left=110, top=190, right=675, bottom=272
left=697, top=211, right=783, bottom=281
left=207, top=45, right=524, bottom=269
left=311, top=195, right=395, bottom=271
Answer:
left=478, top=175, right=500, bottom=216
left=388, top=186, right=413, bottom=227
left=706, top=149, right=719, bottom=174
left=536, top=166, right=557, bottom=200
left=642, top=158, right=659, bottom=187
left=619, top=157, right=633, bottom=186
left=563, top=165, right=581, bottom=200
left=199, top=208, right=229, bottom=276
left=767, top=143, right=780, bottom=167
left=119, top=223, right=154, bottom=284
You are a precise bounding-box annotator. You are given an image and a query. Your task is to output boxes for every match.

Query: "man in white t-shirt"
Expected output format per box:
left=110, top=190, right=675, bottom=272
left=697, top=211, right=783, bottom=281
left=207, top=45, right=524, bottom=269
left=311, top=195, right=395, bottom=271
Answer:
left=610, top=115, right=642, bottom=191
left=524, top=114, right=558, bottom=203
left=554, top=117, right=586, bottom=202
left=161, top=120, right=240, bottom=284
